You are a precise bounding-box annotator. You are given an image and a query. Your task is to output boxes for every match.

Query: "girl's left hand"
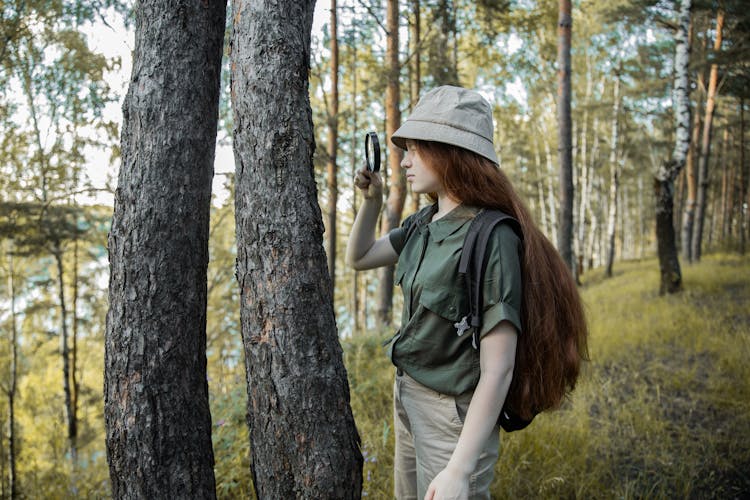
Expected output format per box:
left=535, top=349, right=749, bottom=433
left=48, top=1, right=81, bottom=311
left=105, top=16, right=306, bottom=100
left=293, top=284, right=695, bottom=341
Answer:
left=424, top=468, right=469, bottom=500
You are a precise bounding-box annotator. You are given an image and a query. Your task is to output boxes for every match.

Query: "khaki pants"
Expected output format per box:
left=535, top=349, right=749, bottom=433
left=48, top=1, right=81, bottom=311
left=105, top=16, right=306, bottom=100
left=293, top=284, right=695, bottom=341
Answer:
left=393, top=370, right=500, bottom=500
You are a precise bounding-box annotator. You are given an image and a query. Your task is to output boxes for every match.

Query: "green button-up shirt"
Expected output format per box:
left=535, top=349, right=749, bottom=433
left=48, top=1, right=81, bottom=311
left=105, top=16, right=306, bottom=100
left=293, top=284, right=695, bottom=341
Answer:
left=386, top=203, right=523, bottom=396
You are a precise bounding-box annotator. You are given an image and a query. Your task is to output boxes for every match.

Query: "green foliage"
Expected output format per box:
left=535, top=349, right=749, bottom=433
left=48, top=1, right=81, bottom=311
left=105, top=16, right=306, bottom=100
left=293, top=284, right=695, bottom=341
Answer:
left=211, top=380, right=254, bottom=500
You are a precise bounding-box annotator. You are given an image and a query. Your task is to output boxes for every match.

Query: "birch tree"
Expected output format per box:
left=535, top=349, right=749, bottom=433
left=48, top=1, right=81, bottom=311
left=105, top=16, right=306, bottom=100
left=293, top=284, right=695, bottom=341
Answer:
left=655, top=0, right=691, bottom=294
left=605, top=73, right=621, bottom=278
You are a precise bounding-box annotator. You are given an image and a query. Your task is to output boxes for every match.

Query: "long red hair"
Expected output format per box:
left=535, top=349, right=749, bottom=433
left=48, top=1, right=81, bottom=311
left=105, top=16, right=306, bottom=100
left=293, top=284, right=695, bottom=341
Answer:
left=417, top=140, right=589, bottom=419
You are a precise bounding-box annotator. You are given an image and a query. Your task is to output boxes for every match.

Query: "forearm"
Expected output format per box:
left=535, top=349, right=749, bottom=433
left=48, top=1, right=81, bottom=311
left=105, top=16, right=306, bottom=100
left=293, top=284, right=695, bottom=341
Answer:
left=446, top=323, right=517, bottom=477
left=346, top=196, right=383, bottom=266
left=445, top=364, right=512, bottom=476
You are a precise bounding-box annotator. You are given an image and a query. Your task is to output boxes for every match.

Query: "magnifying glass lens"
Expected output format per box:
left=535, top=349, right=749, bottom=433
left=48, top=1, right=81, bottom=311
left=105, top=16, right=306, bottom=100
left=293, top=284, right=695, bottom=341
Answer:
left=365, top=132, right=380, bottom=172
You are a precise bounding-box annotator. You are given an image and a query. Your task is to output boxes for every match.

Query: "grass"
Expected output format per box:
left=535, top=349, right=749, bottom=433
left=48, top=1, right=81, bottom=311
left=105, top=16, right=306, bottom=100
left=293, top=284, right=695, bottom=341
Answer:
left=342, top=253, right=750, bottom=499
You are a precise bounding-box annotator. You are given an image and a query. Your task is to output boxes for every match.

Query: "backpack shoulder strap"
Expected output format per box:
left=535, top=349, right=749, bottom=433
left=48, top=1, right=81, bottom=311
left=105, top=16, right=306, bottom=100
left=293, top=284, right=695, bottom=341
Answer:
left=458, top=209, right=522, bottom=349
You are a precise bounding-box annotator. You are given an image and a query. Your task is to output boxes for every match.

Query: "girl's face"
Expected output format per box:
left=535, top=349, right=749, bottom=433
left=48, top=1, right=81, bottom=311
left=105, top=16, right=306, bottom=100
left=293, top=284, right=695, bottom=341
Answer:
left=401, top=140, right=443, bottom=195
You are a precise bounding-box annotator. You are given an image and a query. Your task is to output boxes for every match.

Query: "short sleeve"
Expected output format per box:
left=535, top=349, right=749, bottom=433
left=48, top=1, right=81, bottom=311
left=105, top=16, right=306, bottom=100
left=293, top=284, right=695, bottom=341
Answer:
left=388, top=212, right=418, bottom=255
left=479, top=223, right=523, bottom=338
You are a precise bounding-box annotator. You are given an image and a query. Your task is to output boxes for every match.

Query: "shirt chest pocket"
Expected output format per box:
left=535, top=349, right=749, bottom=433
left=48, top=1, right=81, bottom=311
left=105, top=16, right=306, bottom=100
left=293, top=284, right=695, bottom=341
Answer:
left=418, top=283, right=469, bottom=323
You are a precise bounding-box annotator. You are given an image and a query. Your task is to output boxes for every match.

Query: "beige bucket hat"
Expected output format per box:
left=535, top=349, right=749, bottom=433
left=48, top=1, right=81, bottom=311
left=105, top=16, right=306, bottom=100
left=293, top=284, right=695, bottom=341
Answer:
left=391, top=85, right=498, bottom=164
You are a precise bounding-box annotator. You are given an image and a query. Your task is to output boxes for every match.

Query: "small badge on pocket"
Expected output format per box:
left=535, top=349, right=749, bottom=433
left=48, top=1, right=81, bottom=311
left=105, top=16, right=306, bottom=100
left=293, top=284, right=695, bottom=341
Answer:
left=454, top=316, right=470, bottom=337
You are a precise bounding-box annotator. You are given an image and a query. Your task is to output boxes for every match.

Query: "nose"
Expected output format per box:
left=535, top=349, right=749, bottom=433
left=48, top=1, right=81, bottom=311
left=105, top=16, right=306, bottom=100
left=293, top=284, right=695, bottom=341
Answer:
left=400, top=153, right=410, bottom=169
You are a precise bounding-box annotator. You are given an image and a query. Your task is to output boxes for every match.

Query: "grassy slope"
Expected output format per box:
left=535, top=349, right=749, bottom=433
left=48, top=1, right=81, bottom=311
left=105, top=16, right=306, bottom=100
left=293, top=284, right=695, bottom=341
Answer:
left=343, top=253, right=750, bottom=499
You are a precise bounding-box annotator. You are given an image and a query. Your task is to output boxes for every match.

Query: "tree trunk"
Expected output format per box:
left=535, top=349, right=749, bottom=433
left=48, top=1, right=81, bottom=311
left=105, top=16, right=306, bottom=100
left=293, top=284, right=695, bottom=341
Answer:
left=410, top=0, right=422, bottom=213
left=534, top=141, right=549, bottom=236
left=543, top=136, right=559, bottom=244
left=720, top=126, right=731, bottom=240
left=655, top=0, right=691, bottom=294
left=557, top=0, right=574, bottom=273
left=577, top=55, right=593, bottom=276
left=53, top=245, right=76, bottom=470
left=377, top=0, right=405, bottom=327
left=105, top=1, right=225, bottom=497
left=431, top=0, right=459, bottom=85
left=231, top=1, right=363, bottom=497
left=327, top=0, right=339, bottom=290
left=605, top=74, right=621, bottom=278
left=410, top=0, right=421, bottom=111
left=691, top=7, right=724, bottom=261
left=350, top=36, right=361, bottom=336
left=6, top=243, right=18, bottom=500
left=681, top=95, right=702, bottom=260
left=740, top=98, right=747, bottom=255
left=71, top=230, right=80, bottom=471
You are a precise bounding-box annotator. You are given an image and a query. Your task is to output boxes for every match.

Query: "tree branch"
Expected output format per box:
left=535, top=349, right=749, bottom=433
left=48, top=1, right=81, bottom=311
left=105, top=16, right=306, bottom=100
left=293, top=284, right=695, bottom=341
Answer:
left=356, top=0, right=389, bottom=35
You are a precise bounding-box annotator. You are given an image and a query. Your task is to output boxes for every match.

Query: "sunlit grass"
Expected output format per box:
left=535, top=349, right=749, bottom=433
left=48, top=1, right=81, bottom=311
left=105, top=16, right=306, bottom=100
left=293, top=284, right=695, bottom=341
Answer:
left=343, top=253, right=750, bottom=498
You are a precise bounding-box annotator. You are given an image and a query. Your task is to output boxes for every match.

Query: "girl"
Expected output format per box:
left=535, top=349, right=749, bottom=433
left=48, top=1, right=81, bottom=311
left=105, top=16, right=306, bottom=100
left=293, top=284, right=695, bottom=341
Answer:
left=346, top=86, right=588, bottom=500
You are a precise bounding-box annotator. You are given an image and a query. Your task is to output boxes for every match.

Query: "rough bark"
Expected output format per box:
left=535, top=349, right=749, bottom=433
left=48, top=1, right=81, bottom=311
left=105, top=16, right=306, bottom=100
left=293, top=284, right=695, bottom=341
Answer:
left=557, top=0, right=575, bottom=273
left=327, top=0, right=339, bottom=289
left=605, top=74, right=621, bottom=278
left=655, top=0, right=691, bottom=294
left=691, top=7, right=725, bottom=261
left=231, top=1, right=363, bottom=497
left=377, top=0, right=405, bottom=327
left=104, top=1, right=225, bottom=497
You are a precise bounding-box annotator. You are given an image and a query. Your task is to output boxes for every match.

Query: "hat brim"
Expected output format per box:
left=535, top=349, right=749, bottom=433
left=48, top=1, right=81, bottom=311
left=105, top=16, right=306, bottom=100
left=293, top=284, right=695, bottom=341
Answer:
left=391, top=119, right=498, bottom=165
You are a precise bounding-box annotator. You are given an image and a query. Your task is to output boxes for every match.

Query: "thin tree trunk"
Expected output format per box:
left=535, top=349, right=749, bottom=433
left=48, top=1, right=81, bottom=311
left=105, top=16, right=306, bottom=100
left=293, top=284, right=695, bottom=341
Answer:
left=410, top=0, right=421, bottom=110
left=543, top=137, right=559, bottom=245
left=105, top=1, right=225, bottom=496
left=588, top=173, right=602, bottom=269
left=71, top=222, right=80, bottom=475
left=53, top=245, right=76, bottom=471
left=682, top=93, right=702, bottom=260
left=720, top=126, right=731, bottom=239
left=410, top=0, right=421, bottom=213
left=740, top=97, right=747, bottom=255
left=231, top=1, right=363, bottom=497
left=557, top=0, right=574, bottom=273
left=692, top=7, right=724, bottom=261
left=637, top=173, right=645, bottom=258
left=577, top=54, right=593, bottom=276
left=655, top=0, right=691, bottom=294
left=534, top=141, right=549, bottom=236
left=377, top=0, right=405, bottom=327
left=605, top=74, right=621, bottom=277
left=70, top=230, right=80, bottom=460
left=350, top=33, right=360, bottom=336
left=327, top=0, right=339, bottom=289
left=6, top=243, right=18, bottom=500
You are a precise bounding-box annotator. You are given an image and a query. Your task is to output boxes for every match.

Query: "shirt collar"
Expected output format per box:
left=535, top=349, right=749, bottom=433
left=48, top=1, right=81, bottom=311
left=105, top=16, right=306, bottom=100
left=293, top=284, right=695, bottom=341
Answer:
left=417, top=203, right=479, bottom=243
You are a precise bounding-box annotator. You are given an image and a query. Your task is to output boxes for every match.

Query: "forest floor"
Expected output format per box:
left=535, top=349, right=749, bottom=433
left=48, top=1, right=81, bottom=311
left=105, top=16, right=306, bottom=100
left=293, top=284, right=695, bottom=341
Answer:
left=343, top=252, right=750, bottom=499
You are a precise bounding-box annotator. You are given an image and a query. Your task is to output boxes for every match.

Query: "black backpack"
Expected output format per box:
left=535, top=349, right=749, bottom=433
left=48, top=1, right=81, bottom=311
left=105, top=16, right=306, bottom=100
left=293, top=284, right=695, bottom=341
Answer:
left=457, top=209, right=532, bottom=432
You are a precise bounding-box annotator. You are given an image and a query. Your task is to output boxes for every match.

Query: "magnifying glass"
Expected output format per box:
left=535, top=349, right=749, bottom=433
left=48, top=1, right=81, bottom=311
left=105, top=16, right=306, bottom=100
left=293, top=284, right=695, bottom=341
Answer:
left=365, top=132, right=381, bottom=172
